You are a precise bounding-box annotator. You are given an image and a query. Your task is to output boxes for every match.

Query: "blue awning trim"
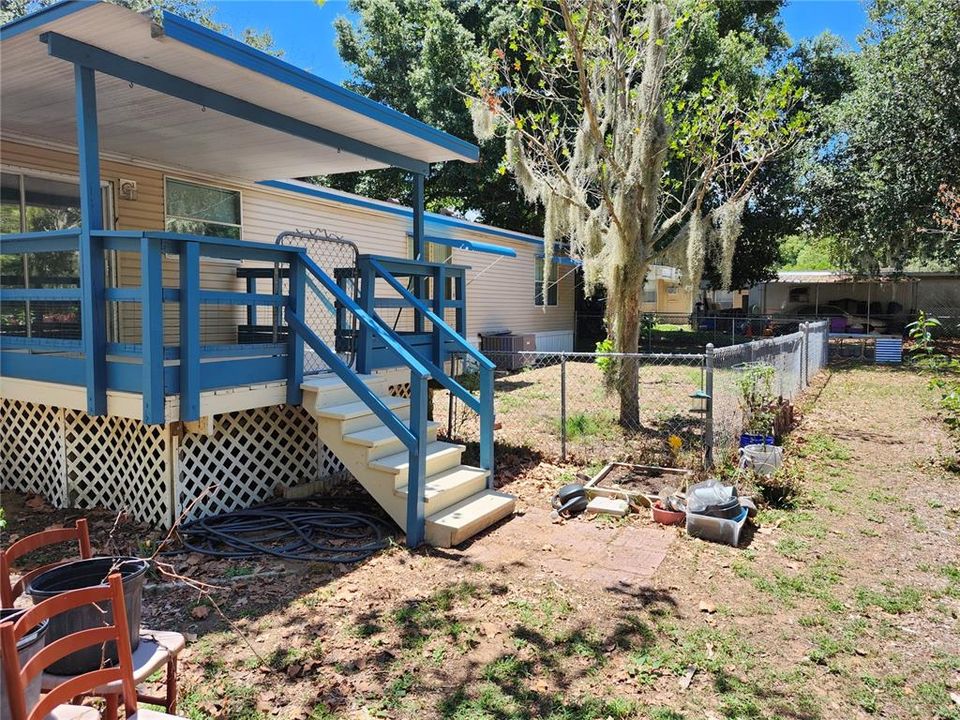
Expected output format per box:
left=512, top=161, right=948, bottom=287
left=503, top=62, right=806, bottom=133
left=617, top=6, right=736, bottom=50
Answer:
left=0, top=0, right=86, bottom=39
left=537, top=253, right=581, bottom=266
left=420, top=235, right=516, bottom=258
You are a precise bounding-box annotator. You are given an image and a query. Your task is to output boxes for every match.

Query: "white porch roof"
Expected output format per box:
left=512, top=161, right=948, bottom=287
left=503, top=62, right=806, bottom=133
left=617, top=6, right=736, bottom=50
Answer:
left=0, top=1, right=479, bottom=181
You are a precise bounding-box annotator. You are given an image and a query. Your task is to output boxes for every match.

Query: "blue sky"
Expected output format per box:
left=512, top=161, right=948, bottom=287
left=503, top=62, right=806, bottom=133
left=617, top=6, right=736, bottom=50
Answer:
left=213, top=0, right=869, bottom=86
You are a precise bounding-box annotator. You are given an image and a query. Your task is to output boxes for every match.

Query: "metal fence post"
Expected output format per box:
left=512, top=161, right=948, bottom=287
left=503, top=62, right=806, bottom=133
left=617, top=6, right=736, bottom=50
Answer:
left=802, top=322, right=810, bottom=386
left=704, top=343, right=715, bottom=469
left=560, top=352, right=567, bottom=462
left=731, top=316, right=736, bottom=346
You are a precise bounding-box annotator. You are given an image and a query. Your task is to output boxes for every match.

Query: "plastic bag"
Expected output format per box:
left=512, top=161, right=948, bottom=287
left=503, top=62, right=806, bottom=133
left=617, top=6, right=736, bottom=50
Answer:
left=686, top=479, right=738, bottom=515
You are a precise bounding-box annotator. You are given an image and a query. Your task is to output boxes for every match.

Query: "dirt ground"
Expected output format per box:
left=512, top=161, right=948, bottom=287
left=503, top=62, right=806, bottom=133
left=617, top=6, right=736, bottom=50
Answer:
left=4, top=364, right=960, bottom=720
left=444, top=359, right=705, bottom=468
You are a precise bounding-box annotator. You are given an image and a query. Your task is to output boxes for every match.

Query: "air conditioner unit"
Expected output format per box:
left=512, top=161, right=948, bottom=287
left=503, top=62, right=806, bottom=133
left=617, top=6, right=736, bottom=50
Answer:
left=479, top=332, right=536, bottom=370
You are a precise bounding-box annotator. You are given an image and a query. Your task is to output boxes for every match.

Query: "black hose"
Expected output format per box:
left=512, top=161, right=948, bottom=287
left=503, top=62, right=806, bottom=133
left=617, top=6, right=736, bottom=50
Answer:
left=167, top=499, right=394, bottom=564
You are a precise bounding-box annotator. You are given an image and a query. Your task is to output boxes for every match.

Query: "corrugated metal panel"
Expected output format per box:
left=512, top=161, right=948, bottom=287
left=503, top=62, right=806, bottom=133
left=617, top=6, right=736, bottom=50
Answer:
left=875, top=338, right=902, bottom=364
left=534, top=331, right=574, bottom=353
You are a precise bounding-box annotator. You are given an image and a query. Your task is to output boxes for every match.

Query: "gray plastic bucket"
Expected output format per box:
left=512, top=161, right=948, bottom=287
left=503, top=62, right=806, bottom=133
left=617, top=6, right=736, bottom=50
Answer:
left=0, top=607, right=49, bottom=716
left=26, top=556, right=148, bottom=675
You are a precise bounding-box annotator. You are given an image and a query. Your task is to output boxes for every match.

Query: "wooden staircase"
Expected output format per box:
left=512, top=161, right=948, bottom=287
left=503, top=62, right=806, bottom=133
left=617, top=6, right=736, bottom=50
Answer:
left=300, top=371, right=515, bottom=547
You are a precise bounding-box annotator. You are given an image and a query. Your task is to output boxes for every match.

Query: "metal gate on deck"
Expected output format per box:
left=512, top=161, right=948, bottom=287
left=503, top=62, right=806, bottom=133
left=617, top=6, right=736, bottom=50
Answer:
left=276, top=229, right=359, bottom=375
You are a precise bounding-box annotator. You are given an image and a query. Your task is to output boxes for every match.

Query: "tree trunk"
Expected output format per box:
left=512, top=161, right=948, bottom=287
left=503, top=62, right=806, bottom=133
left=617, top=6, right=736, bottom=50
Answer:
left=610, top=260, right=645, bottom=429
left=616, top=309, right=642, bottom=428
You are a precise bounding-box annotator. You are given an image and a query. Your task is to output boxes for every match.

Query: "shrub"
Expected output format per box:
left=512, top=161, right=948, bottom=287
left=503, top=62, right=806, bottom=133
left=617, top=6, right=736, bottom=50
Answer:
left=751, top=465, right=802, bottom=509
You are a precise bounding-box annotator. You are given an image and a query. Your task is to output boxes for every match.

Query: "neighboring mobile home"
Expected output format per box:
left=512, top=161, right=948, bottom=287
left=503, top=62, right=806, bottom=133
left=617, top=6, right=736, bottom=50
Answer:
left=749, top=270, right=960, bottom=335
left=0, top=1, right=571, bottom=546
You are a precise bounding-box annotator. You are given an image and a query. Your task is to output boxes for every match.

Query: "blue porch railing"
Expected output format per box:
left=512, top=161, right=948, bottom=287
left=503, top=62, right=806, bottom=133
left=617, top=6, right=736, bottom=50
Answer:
left=355, top=254, right=496, bottom=486
left=1, top=228, right=301, bottom=424
left=0, top=229, right=494, bottom=546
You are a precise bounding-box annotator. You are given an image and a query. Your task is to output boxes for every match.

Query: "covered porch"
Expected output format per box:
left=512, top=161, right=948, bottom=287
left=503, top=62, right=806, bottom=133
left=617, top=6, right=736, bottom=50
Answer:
left=0, top=0, right=478, bottom=423
left=1, top=1, right=503, bottom=546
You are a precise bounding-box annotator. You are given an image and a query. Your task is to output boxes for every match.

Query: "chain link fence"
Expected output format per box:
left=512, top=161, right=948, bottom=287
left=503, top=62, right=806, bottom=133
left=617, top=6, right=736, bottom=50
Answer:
left=275, top=229, right=359, bottom=374
left=441, top=350, right=707, bottom=469
left=709, top=321, right=829, bottom=461
left=439, top=321, right=830, bottom=471
left=928, top=305, right=960, bottom=338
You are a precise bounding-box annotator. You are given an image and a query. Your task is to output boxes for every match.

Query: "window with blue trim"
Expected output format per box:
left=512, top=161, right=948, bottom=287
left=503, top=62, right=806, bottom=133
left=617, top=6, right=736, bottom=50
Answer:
left=535, top=257, right=558, bottom=306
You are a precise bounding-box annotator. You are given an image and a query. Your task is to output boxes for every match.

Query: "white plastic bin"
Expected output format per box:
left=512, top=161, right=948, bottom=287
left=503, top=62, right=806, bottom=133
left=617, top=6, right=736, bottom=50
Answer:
left=686, top=507, right=748, bottom=546
left=740, top=444, right=783, bottom=476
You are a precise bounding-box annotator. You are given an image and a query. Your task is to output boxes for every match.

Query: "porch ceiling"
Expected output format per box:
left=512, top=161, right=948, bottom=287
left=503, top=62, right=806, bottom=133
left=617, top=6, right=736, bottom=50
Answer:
left=0, top=2, right=479, bottom=180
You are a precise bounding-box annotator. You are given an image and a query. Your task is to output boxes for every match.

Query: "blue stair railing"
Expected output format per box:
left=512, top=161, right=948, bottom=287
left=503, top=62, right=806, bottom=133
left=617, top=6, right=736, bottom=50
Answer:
left=363, top=256, right=496, bottom=484
left=287, top=253, right=433, bottom=547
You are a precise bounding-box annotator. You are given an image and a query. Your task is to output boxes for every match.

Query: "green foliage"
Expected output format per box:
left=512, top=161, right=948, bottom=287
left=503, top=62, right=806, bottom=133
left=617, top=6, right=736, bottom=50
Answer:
left=594, top=337, right=614, bottom=378
left=856, top=585, right=924, bottom=615
left=327, top=0, right=540, bottom=233
left=754, top=465, right=802, bottom=509
left=807, top=0, right=960, bottom=271
left=561, top=411, right=613, bottom=439
left=906, top=310, right=942, bottom=357
left=735, top=363, right=776, bottom=433
left=779, top=234, right=836, bottom=270
left=907, top=311, right=960, bottom=433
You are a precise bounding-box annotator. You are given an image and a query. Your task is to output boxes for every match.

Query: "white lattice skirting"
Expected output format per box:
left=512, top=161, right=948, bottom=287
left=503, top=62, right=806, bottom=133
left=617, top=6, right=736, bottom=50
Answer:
left=0, top=399, right=346, bottom=527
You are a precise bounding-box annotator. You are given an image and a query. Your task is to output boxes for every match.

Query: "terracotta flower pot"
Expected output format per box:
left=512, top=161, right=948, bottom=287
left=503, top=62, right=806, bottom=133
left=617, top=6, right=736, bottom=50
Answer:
left=652, top=501, right=685, bottom=526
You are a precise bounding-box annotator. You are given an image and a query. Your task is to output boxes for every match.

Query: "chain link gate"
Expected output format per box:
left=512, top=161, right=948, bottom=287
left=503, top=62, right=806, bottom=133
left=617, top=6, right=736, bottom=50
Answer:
left=276, top=229, right=359, bottom=374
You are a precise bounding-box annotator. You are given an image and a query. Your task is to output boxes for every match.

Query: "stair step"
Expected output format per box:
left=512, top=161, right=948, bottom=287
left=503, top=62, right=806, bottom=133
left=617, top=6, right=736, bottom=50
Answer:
left=313, top=395, right=409, bottom=421
left=343, top=421, right=440, bottom=449
left=300, top=373, right=385, bottom=391
left=396, top=465, right=489, bottom=509
left=426, top=490, right=516, bottom=547
left=368, top=441, right=464, bottom=477
left=302, top=374, right=394, bottom=409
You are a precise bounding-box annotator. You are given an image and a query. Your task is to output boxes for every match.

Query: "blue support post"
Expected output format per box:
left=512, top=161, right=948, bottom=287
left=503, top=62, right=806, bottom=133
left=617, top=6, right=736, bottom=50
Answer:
left=480, top=367, right=495, bottom=487
left=432, top=264, right=444, bottom=366
left=245, top=275, right=257, bottom=326
left=454, top=271, right=466, bottom=337
left=356, top=260, right=376, bottom=374
left=286, top=254, right=305, bottom=405
left=411, top=173, right=426, bottom=334
left=179, top=241, right=201, bottom=422
left=75, top=64, right=106, bottom=415
left=141, top=234, right=165, bottom=424
left=407, top=373, right=429, bottom=547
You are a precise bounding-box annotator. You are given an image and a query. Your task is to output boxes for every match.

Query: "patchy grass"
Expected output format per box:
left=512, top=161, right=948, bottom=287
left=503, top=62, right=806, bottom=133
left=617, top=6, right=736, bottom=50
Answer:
left=561, top=411, right=616, bottom=439
left=11, top=365, right=960, bottom=720
left=855, top=585, right=925, bottom=615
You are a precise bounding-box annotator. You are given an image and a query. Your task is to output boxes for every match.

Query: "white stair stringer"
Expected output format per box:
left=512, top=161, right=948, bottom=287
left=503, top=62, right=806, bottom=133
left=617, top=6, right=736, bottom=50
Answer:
left=300, top=372, right=514, bottom=547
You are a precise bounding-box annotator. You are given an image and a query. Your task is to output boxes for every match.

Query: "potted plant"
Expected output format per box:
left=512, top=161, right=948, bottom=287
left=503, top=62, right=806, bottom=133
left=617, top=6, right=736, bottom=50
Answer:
left=735, top=363, right=777, bottom=447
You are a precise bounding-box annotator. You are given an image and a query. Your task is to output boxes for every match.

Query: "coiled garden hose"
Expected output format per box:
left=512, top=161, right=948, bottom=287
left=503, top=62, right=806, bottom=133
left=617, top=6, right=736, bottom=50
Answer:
left=168, top=499, right=394, bottom=564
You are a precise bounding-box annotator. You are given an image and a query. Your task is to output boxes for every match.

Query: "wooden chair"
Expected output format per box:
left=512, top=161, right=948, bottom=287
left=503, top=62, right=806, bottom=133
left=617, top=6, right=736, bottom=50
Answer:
left=1, top=520, right=184, bottom=716
left=0, top=519, right=92, bottom=607
left=0, top=573, right=184, bottom=720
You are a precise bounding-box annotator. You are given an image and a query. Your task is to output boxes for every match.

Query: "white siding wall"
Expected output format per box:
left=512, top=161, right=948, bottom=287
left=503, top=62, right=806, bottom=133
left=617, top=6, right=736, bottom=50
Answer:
left=450, top=227, right=575, bottom=348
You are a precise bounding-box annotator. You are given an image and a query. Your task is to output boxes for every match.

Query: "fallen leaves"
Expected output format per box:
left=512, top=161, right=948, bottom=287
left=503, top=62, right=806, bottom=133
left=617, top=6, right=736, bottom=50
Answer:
left=25, top=495, right=48, bottom=510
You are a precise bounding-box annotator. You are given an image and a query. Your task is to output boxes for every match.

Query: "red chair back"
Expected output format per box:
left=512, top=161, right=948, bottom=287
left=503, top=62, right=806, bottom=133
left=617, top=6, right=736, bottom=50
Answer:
left=0, top=519, right=93, bottom=607
left=0, top=573, right=138, bottom=720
